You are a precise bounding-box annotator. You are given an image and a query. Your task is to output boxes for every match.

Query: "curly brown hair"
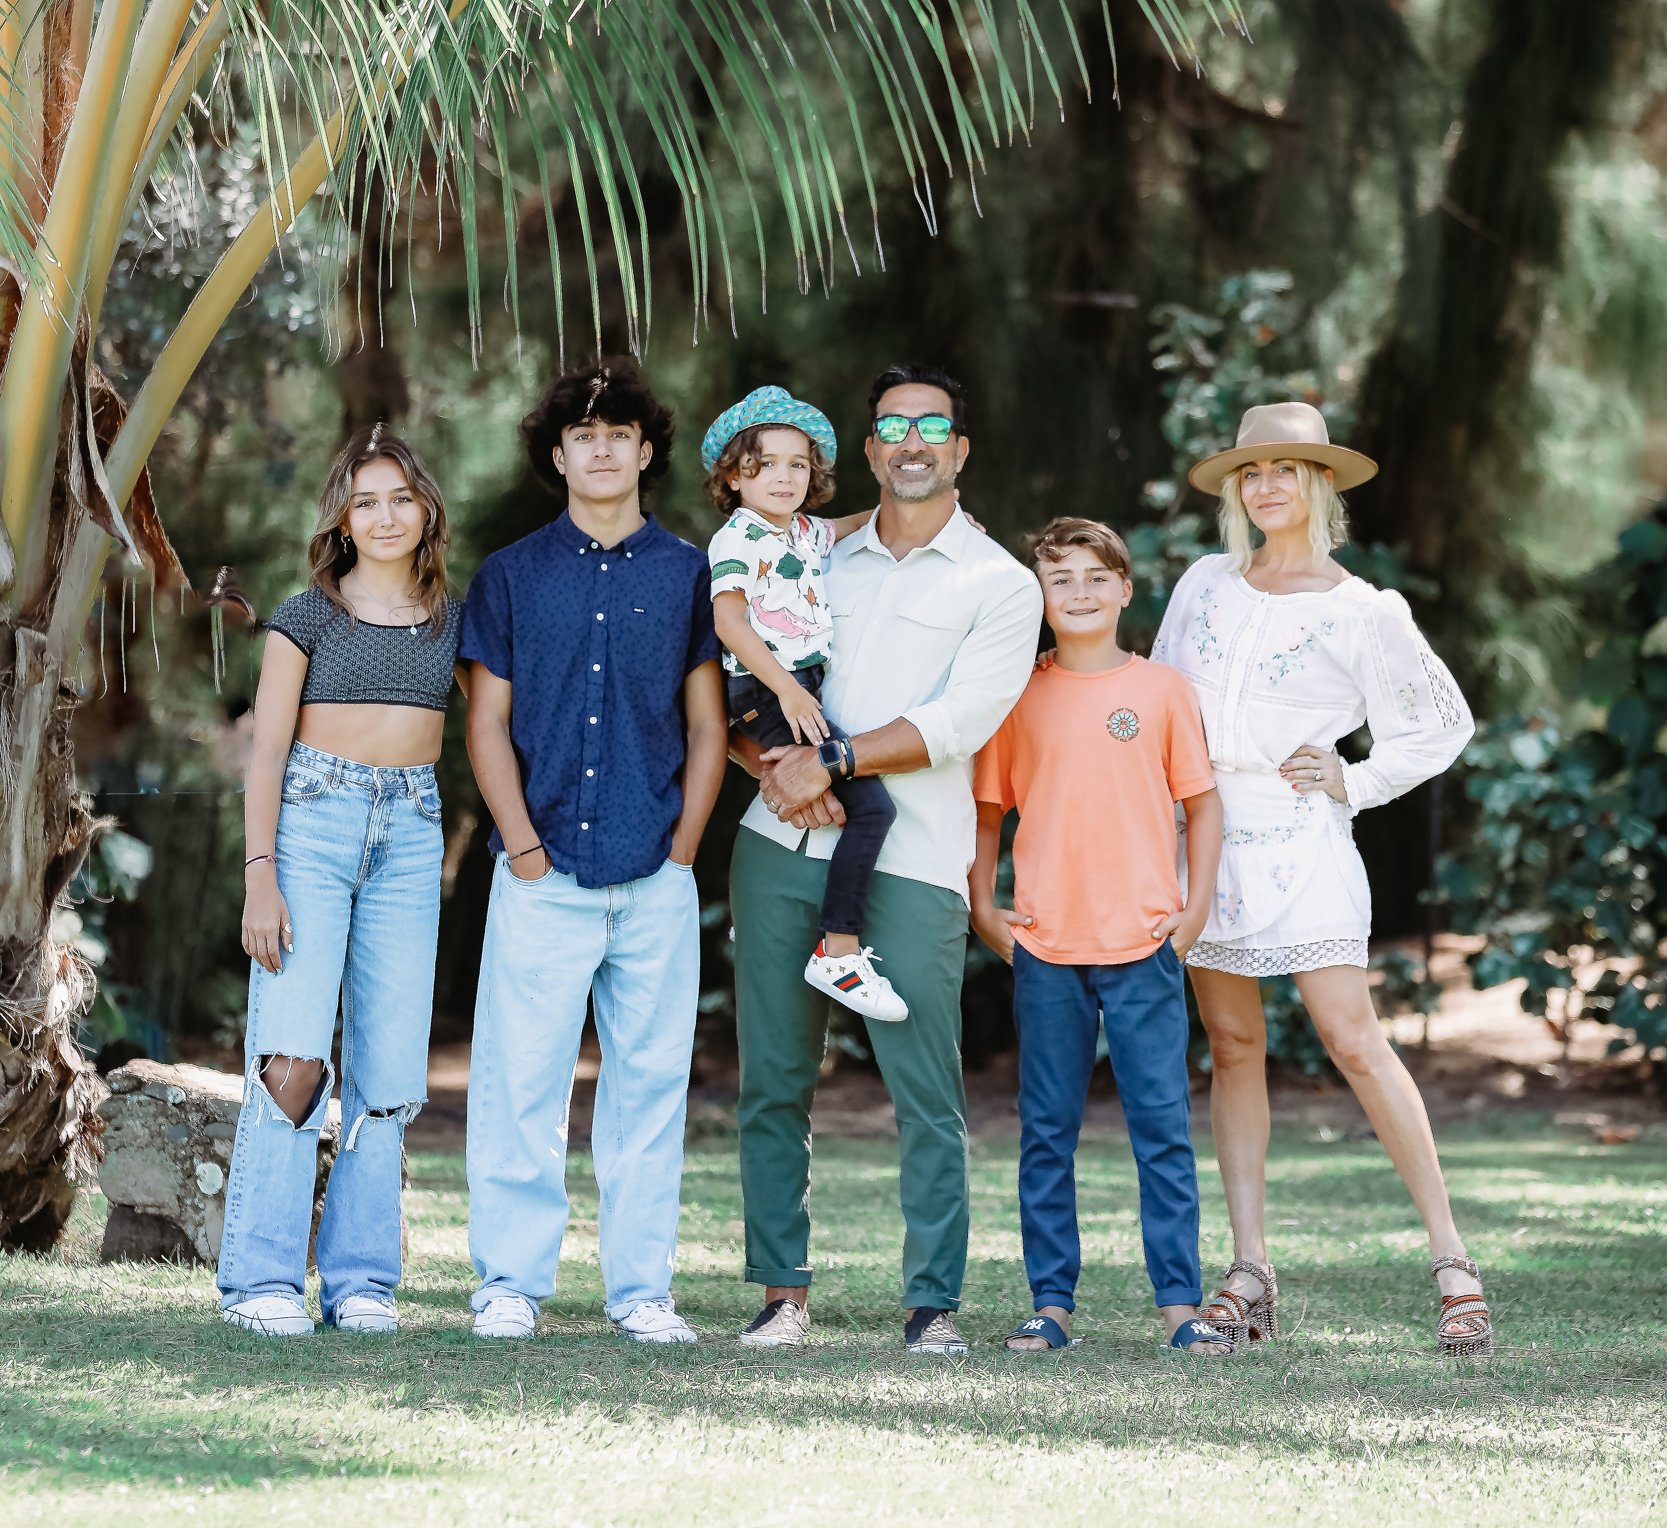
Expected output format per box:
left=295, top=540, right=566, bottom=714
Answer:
left=1026, top=516, right=1132, bottom=580
left=520, top=356, right=676, bottom=503
left=703, top=423, right=836, bottom=515
left=307, top=425, right=450, bottom=638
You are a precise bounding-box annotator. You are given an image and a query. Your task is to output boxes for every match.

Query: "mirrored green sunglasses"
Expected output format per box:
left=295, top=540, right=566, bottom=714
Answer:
left=873, top=413, right=955, bottom=445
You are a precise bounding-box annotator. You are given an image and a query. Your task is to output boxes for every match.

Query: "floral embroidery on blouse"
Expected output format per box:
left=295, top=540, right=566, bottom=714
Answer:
left=1395, top=683, right=1422, bottom=723
left=1215, top=891, right=1243, bottom=926
left=1268, top=861, right=1297, bottom=893
left=1190, top=582, right=1222, bottom=667
left=1256, top=620, right=1336, bottom=685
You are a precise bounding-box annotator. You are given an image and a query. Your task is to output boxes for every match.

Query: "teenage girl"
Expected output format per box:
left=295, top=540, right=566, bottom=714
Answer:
left=217, top=425, right=463, bottom=1336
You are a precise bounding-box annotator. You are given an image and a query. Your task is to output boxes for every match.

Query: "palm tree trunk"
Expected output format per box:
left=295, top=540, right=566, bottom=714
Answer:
left=0, top=619, right=106, bottom=1251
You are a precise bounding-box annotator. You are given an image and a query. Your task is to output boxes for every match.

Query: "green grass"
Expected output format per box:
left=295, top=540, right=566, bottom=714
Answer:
left=2, top=1111, right=1664, bottom=1525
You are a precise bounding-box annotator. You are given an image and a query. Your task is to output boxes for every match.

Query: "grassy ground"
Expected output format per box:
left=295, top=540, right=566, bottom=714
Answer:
left=2, top=1109, right=1664, bottom=1526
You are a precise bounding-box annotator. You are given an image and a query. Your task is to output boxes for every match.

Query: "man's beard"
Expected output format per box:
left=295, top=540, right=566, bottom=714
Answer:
left=887, top=456, right=955, bottom=501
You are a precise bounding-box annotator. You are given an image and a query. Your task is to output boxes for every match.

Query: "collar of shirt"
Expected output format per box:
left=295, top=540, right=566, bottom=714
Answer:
left=848, top=502, right=970, bottom=564
left=552, top=508, right=665, bottom=558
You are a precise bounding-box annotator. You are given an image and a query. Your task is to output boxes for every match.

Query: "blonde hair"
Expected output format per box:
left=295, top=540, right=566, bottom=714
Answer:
left=307, top=425, right=451, bottom=637
left=1218, top=459, right=1348, bottom=573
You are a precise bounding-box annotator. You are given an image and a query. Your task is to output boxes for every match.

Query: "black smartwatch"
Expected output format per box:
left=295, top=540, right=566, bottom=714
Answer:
left=816, top=737, right=849, bottom=780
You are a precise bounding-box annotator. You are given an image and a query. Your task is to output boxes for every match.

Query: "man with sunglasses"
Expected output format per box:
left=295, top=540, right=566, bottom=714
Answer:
left=729, top=363, right=1043, bottom=1354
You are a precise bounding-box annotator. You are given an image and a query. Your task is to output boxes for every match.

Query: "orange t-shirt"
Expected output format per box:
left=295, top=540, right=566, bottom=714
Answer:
left=972, top=655, right=1216, bottom=965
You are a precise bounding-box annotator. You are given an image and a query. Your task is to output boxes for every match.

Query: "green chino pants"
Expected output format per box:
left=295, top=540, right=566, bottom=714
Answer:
left=731, top=825, right=971, bottom=1310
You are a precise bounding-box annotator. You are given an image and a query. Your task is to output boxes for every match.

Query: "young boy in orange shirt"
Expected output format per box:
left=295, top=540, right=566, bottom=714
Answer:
left=972, top=517, right=1229, bottom=1355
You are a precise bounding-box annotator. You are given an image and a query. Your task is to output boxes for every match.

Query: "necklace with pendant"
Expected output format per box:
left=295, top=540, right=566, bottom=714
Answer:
left=348, top=579, right=424, bottom=634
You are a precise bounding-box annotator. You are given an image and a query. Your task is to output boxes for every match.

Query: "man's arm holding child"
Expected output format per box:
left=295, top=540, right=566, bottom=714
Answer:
left=1151, top=787, right=1222, bottom=960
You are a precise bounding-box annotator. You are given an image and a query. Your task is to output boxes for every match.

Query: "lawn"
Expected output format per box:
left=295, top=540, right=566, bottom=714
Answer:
left=2, top=1109, right=1664, bottom=1526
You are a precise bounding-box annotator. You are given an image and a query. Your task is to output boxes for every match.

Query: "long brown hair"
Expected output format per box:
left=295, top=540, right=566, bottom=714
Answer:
left=307, top=424, right=450, bottom=636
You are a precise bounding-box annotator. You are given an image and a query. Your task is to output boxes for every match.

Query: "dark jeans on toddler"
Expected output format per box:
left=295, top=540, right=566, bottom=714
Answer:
left=1011, top=939, right=1203, bottom=1311
left=727, top=664, right=895, bottom=938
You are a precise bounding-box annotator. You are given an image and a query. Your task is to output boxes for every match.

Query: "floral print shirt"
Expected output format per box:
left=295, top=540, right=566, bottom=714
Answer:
left=1151, top=553, right=1474, bottom=812
left=708, top=507, right=836, bottom=677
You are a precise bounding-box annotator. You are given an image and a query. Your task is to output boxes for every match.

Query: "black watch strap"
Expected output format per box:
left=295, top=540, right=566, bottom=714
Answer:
left=816, top=737, right=845, bottom=778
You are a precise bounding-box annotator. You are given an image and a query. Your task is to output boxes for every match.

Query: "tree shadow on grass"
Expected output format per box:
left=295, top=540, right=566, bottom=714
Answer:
left=4, top=1123, right=1663, bottom=1494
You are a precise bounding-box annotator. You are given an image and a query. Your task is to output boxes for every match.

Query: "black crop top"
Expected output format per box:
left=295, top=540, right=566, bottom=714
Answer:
left=267, top=586, right=463, bottom=711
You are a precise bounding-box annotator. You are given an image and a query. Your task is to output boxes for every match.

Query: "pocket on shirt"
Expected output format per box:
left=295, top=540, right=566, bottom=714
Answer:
left=619, top=603, right=690, bottom=688
left=895, top=605, right=971, bottom=672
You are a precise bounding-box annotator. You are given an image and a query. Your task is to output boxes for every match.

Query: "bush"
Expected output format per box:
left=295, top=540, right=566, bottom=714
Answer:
left=1436, top=505, right=1667, bottom=1085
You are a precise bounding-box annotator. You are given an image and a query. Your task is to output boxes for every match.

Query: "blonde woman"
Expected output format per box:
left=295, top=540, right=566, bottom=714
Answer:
left=217, top=426, right=463, bottom=1337
left=1151, top=402, right=1493, bottom=1358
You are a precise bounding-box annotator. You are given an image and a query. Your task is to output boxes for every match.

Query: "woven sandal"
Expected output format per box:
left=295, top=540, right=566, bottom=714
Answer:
left=1201, top=1259, right=1278, bottom=1352
left=1431, top=1255, right=1494, bottom=1358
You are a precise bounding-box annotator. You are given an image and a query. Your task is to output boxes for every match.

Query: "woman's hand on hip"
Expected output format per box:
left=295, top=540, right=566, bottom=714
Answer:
left=1280, top=744, right=1347, bottom=803
left=242, top=873, right=292, bottom=975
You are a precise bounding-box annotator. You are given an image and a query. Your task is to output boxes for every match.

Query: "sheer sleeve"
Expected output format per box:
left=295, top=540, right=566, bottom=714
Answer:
left=1151, top=556, right=1208, bottom=667
left=1339, top=589, right=1474, bottom=812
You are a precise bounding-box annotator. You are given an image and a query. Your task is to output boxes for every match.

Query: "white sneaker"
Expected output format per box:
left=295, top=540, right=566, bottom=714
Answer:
left=334, top=1295, right=398, bottom=1334
left=222, top=1293, right=315, bottom=1337
left=804, top=943, right=908, bottom=1022
left=612, top=1298, right=698, bottom=1344
left=472, top=1293, right=538, bottom=1339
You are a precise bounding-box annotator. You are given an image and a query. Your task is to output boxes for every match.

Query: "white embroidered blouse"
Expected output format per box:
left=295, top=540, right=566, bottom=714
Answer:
left=1151, top=553, right=1474, bottom=811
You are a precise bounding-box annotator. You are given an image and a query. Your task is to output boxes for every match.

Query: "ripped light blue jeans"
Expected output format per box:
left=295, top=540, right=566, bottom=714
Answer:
left=217, top=742, right=441, bottom=1322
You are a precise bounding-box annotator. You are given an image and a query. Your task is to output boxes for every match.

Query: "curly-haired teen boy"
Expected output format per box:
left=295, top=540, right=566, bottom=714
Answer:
left=460, top=358, right=727, bottom=1345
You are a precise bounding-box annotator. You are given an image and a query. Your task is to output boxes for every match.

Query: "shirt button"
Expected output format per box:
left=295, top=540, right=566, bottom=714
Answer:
left=595, top=612, right=604, bottom=621
left=600, top=563, right=608, bottom=571
left=592, top=663, right=601, bottom=672
left=589, top=716, right=598, bottom=725
left=586, top=768, right=595, bottom=777
left=590, top=542, right=599, bottom=550
left=581, top=822, right=590, bottom=830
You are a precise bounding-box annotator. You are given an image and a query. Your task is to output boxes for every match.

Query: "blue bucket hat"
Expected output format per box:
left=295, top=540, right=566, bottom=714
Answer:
left=700, top=385, right=838, bottom=473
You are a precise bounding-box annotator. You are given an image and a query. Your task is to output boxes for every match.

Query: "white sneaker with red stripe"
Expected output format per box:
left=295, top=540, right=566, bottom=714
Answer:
left=804, top=943, right=908, bottom=1022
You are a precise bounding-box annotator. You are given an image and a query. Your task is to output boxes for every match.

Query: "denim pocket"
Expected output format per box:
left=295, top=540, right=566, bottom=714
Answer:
left=414, top=786, right=443, bottom=823
left=281, top=767, right=329, bottom=805
left=502, top=853, right=557, bottom=887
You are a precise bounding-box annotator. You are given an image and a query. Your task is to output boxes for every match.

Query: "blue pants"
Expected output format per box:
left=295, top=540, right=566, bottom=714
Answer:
left=1011, top=941, right=1203, bottom=1311
left=218, top=743, right=440, bottom=1322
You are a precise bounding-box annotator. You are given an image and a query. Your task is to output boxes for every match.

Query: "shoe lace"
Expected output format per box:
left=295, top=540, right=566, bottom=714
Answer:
left=483, top=1295, right=530, bottom=1319
left=627, top=1299, right=680, bottom=1325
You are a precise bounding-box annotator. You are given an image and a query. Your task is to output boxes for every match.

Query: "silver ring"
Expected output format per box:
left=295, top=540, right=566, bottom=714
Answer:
left=765, top=800, right=778, bottom=811
left=281, top=923, right=292, bottom=935
left=1313, top=769, right=1322, bottom=781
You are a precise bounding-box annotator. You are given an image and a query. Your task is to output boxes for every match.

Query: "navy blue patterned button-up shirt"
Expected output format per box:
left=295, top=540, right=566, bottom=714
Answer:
left=460, top=512, right=720, bottom=888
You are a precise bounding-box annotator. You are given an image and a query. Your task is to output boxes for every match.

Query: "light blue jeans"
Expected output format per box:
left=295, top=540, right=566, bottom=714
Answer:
left=467, top=853, right=700, bottom=1320
left=217, top=742, right=440, bottom=1322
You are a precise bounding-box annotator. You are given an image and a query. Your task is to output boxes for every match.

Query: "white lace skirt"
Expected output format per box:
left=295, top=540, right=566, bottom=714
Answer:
left=1180, top=769, right=1370, bottom=976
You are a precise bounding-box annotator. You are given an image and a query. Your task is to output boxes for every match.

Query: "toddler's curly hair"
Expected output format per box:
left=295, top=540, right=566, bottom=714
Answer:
left=703, top=423, right=835, bottom=515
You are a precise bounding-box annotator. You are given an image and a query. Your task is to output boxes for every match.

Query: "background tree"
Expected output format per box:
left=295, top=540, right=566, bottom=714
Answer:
left=0, top=0, right=1241, bottom=1248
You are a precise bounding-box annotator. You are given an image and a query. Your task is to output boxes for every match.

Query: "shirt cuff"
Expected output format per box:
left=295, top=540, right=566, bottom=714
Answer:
left=900, top=699, right=957, bottom=768
left=1340, top=760, right=1390, bottom=814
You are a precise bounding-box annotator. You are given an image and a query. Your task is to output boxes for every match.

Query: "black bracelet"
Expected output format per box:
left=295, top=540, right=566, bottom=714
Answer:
left=507, top=843, right=545, bottom=862
left=840, top=737, right=857, bottom=780
left=244, top=853, right=277, bottom=869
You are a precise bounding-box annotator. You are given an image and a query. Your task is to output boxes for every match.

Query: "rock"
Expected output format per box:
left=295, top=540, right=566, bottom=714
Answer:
left=96, top=1059, right=407, bottom=1269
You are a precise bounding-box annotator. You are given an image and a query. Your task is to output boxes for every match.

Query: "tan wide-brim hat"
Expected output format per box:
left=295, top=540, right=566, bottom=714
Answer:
left=1187, top=401, right=1378, bottom=495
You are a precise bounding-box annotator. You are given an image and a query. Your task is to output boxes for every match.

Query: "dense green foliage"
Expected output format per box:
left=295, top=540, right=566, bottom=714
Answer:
left=1439, top=505, right=1667, bottom=1082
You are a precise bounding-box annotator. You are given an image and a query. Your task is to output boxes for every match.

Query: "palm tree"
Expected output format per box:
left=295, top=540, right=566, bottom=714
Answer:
left=0, top=0, right=1238, bottom=1249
